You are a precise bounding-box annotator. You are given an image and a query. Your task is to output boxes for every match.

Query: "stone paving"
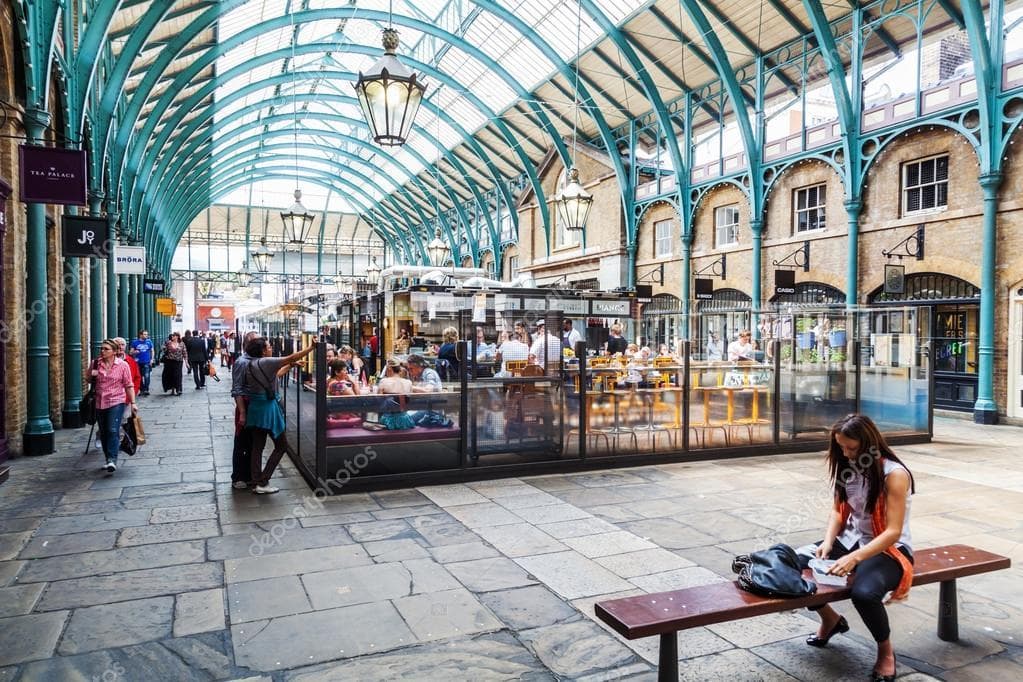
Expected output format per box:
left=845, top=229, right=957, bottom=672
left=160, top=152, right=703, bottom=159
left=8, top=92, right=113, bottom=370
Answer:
left=0, top=369, right=1021, bottom=680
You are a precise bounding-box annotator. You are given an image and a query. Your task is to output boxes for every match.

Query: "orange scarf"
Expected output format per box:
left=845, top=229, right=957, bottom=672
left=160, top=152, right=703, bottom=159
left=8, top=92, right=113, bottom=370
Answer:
left=838, top=487, right=913, bottom=601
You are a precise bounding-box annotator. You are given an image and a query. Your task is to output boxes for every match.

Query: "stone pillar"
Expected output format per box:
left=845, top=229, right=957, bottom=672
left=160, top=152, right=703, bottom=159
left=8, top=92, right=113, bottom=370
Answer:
left=21, top=109, right=54, bottom=455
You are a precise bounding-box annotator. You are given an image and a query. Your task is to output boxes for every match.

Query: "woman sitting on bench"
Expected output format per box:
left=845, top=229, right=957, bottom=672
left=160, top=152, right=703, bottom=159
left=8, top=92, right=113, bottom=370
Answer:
left=798, top=413, right=915, bottom=682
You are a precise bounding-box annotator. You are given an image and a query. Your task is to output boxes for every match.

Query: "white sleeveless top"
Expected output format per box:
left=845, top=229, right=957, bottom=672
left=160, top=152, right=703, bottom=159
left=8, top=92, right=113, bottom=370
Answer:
left=836, top=459, right=912, bottom=553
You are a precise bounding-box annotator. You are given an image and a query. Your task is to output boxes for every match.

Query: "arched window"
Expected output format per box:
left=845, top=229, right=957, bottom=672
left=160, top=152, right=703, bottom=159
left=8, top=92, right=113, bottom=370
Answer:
left=867, top=272, right=979, bottom=303
left=770, top=282, right=845, bottom=306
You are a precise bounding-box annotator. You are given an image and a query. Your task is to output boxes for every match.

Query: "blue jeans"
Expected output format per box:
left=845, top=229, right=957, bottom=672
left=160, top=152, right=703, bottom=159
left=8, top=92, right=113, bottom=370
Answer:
left=97, top=403, right=126, bottom=464
left=139, top=363, right=151, bottom=393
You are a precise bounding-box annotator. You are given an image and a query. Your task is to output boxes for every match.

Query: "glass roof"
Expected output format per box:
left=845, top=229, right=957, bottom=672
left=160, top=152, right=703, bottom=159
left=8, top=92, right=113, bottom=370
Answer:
left=205, top=0, right=652, bottom=213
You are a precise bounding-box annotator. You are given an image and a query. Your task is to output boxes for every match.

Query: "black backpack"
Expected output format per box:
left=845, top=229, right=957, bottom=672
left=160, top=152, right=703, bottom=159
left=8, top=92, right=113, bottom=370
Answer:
left=732, top=543, right=818, bottom=599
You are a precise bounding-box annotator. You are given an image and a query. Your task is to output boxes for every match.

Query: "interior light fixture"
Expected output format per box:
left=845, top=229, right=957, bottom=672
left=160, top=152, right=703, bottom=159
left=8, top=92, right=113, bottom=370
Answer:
left=251, top=237, right=274, bottom=274
left=354, top=2, right=427, bottom=146
left=555, top=0, right=593, bottom=233
left=426, top=226, right=450, bottom=268
left=366, top=256, right=382, bottom=286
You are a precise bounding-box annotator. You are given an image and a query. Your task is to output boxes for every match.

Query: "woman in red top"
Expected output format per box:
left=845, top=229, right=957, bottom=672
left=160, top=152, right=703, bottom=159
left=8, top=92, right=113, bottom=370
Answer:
left=92, top=339, right=137, bottom=473
left=115, top=337, right=142, bottom=395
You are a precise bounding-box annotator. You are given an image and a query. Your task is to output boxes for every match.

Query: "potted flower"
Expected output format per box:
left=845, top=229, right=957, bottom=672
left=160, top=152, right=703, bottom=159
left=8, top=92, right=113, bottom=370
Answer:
left=828, top=326, right=847, bottom=348
left=796, top=317, right=816, bottom=350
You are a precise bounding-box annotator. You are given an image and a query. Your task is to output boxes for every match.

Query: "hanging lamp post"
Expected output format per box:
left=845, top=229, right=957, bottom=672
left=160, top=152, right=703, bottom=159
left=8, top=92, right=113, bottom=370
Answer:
left=555, top=167, right=593, bottom=232
left=251, top=238, right=274, bottom=274
left=280, top=189, right=315, bottom=244
left=554, top=0, right=593, bottom=234
left=354, top=27, right=427, bottom=146
left=366, top=256, right=382, bottom=286
left=237, top=261, right=253, bottom=287
left=426, top=227, right=450, bottom=268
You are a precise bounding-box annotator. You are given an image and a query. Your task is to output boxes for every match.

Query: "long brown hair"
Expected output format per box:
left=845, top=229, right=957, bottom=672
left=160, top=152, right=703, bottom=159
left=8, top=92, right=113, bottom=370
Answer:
left=827, top=414, right=915, bottom=513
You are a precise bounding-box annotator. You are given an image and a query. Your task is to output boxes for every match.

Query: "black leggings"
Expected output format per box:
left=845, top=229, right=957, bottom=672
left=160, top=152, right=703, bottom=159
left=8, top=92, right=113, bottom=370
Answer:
left=803, top=540, right=913, bottom=642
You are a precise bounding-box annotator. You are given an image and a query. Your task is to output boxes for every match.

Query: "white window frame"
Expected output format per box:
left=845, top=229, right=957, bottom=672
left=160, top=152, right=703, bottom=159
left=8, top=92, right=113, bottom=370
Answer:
left=793, top=183, right=827, bottom=233
left=714, top=205, right=740, bottom=247
left=507, top=255, right=519, bottom=280
left=902, top=154, right=949, bottom=216
left=654, top=219, right=673, bottom=257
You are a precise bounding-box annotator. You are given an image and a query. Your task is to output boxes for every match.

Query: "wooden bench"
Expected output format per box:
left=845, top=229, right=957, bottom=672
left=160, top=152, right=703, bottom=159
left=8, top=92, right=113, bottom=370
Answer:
left=595, top=544, right=1010, bottom=681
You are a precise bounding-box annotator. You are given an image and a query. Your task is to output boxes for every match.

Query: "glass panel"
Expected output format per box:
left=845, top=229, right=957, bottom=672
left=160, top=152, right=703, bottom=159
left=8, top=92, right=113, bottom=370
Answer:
left=861, top=307, right=930, bottom=434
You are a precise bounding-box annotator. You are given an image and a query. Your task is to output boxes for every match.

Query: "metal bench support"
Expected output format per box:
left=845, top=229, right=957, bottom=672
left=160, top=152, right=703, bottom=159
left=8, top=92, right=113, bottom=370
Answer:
left=938, top=579, right=958, bottom=641
left=658, top=632, right=678, bottom=682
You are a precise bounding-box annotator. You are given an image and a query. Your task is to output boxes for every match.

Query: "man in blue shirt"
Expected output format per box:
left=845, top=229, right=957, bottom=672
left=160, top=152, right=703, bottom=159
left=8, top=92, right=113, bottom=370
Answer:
left=129, top=329, right=155, bottom=396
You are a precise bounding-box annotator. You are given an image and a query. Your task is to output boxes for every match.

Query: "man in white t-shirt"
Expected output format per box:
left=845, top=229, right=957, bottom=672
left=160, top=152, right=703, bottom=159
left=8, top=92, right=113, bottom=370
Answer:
left=727, top=330, right=755, bottom=361
left=529, top=320, right=562, bottom=369
left=496, top=331, right=529, bottom=376
left=562, top=319, right=582, bottom=351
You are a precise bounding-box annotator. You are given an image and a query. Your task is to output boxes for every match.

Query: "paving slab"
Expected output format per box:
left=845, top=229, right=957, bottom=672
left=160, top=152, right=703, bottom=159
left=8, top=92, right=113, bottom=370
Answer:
left=513, top=503, right=593, bottom=525
left=515, top=551, right=635, bottom=600
left=409, top=516, right=483, bottom=547
left=57, top=596, right=173, bottom=654
left=18, top=530, right=118, bottom=558
left=518, top=619, right=641, bottom=678
left=479, top=584, right=581, bottom=630
left=344, top=519, right=416, bottom=543
left=17, top=539, right=206, bottom=583
left=444, top=501, right=524, bottom=528
left=174, top=588, right=226, bottom=637
left=536, top=516, right=621, bottom=539
left=34, top=509, right=152, bottom=536
left=370, top=489, right=433, bottom=508
left=362, top=538, right=430, bottom=562
left=446, top=556, right=538, bottom=592
left=0, top=611, right=68, bottom=665
left=231, top=602, right=415, bottom=670
left=473, top=523, right=567, bottom=557
left=368, top=504, right=442, bottom=521
left=228, top=575, right=313, bottom=623
left=208, top=524, right=353, bottom=560
left=0, top=531, right=33, bottom=560
left=393, top=587, right=503, bottom=641
left=619, top=517, right=720, bottom=550
left=283, top=631, right=551, bottom=681
left=36, top=562, right=224, bottom=611
left=628, top=565, right=730, bottom=593
left=402, top=558, right=462, bottom=594
left=0, top=583, right=45, bottom=618
left=427, top=541, right=500, bottom=564
left=225, top=545, right=373, bottom=583
left=301, top=561, right=412, bottom=610
left=676, top=648, right=799, bottom=681
left=561, top=531, right=658, bottom=558
left=595, top=548, right=698, bottom=578
left=117, top=519, right=221, bottom=547
left=150, top=503, right=218, bottom=523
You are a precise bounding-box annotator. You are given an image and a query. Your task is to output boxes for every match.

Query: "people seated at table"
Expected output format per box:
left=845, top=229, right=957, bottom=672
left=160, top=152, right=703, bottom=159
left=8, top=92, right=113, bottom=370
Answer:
left=378, top=358, right=413, bottom=394
left=514, top=320, right=533, bottom=349
left=326, top=359, right=361, bottom=396
left=393, top=328, right=411, bottom=355
left=475, top=326, right=496, bottom=362
left=728, top=330, right=755, bottom=362
left=339, top=345, right=367, bottom=383
left=406, top=354, right=442, bottom=392
left=437, top=326, right=460, bottom=380
left=495, top=331, right=529, bottom=376
left=606, top=323, right=628, bottom=356
left=706, top=331, right=724, bottom=361
left=529, top=320, right=562, bottom=368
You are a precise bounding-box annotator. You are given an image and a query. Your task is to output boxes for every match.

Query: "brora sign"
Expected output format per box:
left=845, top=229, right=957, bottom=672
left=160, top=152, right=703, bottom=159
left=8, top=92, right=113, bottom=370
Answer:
left=113, top=245, right=147, bottom=274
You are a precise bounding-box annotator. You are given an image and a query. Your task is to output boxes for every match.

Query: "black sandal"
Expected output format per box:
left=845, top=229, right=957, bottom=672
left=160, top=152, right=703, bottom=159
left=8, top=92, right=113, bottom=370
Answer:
left=871, top=654, right=896, bottom=681
left=806, top=615, right=849, bottom=647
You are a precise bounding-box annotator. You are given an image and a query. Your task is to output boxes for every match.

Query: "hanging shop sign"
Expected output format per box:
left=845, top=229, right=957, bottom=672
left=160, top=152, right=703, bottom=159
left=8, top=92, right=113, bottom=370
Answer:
left=61, top=215, right=109, bottom=258
left=546, top=298, right=589, bottom=315
left=142, top=278, right=166, bottom=294
left=884, top=263, right=906, bottom=296
left=112, top=245, right=146, bottom=274
left=155, top=297, right=175, bottom=315
left=774, top=269, right=796, bottom=296
left=18, top=146, right=88, bottom=205
left=694, top=278, right=714, bottom=300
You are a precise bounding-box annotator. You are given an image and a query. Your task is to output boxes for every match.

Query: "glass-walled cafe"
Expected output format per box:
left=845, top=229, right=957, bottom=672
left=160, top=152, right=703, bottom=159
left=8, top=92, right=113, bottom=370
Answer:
left=262, top=286, right=933, bottom=493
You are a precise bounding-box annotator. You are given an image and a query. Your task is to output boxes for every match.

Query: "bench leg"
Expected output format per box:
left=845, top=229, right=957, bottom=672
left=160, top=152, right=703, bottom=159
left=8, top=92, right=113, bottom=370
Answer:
left=658, top=632, right=678, bottom=682
left=938, top=579, right=958, bottom=642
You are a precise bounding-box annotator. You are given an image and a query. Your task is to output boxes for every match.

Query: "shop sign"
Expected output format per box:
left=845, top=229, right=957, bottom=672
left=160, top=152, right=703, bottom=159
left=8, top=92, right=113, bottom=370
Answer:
left=547, top=298, right=588, bottom=315
left=411, top=291, right=458, bottom=312
left=592, top=300, right=629, bottom=315
left=113, top=245, right=146, bottom=274
left=522, top=298, right=548, bottom=311
left=18, top=146, right=88, bottom=205
left=884, top=263, right=905, bottom=295
left=694, top=278, right=714, bottom=300
left=61, top=215, right=109, bottom=258
left=155, top=297, right=175, bottom=314
left=142, top=278, right=166, bottom=294
left=493, top=294, right=519, bottom=311
left=774, top=269, right=796, bottom=295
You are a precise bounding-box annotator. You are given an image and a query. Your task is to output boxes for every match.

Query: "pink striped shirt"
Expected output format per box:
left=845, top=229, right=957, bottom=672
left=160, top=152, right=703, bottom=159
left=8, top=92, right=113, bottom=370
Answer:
left=93, top=357, right=134, bottom=410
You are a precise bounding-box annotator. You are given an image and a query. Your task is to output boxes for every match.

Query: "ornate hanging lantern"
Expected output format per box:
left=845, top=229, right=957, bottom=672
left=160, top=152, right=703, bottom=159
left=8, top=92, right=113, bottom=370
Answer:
left=354, top=28, right=427, bottom=146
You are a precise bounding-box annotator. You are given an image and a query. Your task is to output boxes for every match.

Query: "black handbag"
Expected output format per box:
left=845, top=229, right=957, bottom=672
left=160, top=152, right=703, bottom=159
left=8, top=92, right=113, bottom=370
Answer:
left=79, top=360, right=98, bottom=425
left=119, top=422, right=138, bottom=456
left=732, top=543, right=818, bottom=599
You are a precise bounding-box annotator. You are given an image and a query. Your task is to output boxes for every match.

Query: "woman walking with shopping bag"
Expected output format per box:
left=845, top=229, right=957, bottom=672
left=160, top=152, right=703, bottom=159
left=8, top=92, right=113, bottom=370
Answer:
left=92, top=339, right=138, bottom=473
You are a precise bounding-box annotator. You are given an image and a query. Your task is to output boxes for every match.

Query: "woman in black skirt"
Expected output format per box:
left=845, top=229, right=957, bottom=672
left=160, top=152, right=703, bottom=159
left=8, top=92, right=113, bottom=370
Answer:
left=161, top=332, right=185, bottom=395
